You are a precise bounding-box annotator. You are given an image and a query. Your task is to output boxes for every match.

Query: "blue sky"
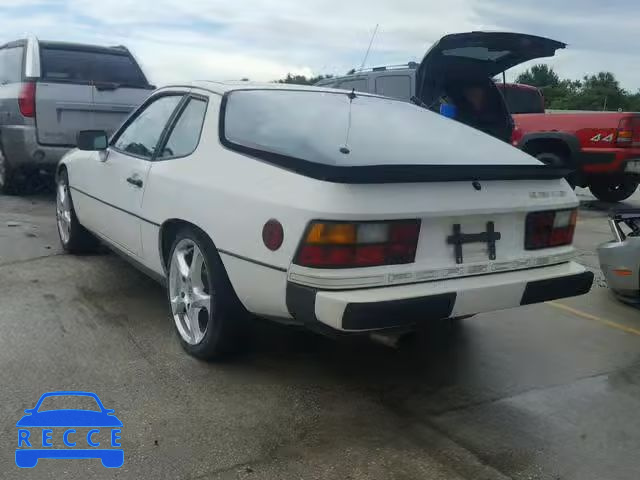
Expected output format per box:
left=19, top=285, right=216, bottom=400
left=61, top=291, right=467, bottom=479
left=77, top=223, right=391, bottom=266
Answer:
left=1, top=0, right=639, bottom=90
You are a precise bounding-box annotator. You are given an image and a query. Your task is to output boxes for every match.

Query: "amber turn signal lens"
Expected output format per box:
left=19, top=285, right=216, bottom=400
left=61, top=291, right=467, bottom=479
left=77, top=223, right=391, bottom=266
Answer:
left=305, top=223, right=357, bottom=244
left=613, top=269, right=633, bottom=277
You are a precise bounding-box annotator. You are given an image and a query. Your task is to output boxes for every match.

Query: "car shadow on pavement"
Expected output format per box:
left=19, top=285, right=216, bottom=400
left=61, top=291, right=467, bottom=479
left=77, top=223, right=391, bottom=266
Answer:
left=580, top=198, right=636, bottom=213
left=240, top=316, right=474, bottom=403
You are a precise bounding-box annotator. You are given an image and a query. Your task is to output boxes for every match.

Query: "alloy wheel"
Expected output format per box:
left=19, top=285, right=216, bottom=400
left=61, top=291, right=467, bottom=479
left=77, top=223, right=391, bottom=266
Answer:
left=56, top=179, right=72, bottom=244
left=169, top=239, right=212, bottom=345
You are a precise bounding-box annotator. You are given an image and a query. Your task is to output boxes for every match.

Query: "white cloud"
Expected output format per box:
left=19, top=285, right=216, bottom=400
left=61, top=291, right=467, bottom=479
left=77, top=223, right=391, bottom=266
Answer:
left=0, top=0, right=638, bottom=89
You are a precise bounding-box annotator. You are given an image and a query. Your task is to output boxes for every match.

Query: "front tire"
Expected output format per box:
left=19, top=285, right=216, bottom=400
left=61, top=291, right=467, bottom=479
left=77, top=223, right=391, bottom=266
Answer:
left=56, top=169, right=99, bottom=253
left=167, top=227, right=245, bottom=359
left=589, top=177, right=638, bottom=202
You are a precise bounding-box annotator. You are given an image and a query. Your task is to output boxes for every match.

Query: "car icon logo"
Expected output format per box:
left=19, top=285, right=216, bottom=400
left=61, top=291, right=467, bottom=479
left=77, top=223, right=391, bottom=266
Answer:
left=16, top=391, right=123, bottom=468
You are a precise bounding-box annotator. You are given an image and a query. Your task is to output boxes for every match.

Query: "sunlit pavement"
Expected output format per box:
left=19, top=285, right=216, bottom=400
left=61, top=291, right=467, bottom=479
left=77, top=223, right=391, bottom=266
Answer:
left=1, top=186, right=640, bottom=480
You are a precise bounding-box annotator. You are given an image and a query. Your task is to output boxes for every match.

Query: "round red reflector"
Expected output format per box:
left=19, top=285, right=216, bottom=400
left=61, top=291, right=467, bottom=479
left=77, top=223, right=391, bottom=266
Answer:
left=262, top=219, right=284, bottom=251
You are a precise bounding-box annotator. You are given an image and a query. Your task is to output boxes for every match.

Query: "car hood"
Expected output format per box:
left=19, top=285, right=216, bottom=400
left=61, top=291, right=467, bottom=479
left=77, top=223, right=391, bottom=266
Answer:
left=415, top=31, right=565, bottom=106
left=16, top=410, right=123, bottom=427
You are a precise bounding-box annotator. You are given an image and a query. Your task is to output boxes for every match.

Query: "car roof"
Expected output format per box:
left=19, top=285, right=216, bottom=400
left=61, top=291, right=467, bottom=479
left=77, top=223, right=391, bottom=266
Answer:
left=0, top=38, right=131, bottom=55
left=39, top=40, right=131, bottom=55
left=327, top=66, right=416, bottom=82
left=165, top=80, right=378, bottom=96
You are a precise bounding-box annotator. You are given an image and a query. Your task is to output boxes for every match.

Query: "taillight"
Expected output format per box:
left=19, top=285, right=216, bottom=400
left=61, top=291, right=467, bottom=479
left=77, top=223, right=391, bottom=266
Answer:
left=294, top=220, right=420, bottom=268
left=525, top=209, right=577, bottom=250
left=616, top=116, right=640, bottom=146
left=18, top=82, right=36, bottom=118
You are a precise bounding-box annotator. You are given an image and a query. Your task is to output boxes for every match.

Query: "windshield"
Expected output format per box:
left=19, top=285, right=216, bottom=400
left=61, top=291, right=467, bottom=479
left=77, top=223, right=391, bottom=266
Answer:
left=40, top=46, right=148, bottom=87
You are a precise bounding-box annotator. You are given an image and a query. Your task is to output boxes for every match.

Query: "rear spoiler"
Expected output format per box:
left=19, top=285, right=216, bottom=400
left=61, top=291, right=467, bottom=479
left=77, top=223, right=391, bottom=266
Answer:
left=303, top=164, right=572, bottom=184
left=228, top=141, right=572, bottom=183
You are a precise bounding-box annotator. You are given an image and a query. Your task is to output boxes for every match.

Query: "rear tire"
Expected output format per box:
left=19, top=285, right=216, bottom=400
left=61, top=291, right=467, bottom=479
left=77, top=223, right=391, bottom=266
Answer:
left=56, top=169, right=99, bottom=253
left=589, top=177, right=638, bottom=202
left=167, top=226, right=246, bottom=360
left=0, top=147, right=28, bottom=195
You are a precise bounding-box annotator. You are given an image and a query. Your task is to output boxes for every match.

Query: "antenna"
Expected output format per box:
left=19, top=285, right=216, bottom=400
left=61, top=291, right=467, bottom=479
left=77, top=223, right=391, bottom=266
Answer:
left=359, top=24, right=379, bottom=71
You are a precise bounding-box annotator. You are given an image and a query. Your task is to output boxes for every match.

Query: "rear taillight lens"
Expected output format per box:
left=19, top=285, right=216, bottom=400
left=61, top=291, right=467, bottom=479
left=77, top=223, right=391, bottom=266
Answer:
left=525, top=209, right=577, bottom=250
left=616, top=116, right=640, bottom=146
left=294, top=220, right=420, bottom=268
left=18, top=82, right=36, bottom=118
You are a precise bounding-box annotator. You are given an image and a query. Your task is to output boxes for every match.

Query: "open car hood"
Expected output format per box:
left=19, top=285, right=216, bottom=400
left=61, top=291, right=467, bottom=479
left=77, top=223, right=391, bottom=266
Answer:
left=415, top=31, right=566, bottom=106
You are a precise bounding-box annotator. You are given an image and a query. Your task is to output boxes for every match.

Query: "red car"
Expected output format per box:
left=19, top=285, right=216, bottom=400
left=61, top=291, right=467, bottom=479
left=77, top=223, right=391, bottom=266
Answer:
left=506, top=91, right=640, bottom=202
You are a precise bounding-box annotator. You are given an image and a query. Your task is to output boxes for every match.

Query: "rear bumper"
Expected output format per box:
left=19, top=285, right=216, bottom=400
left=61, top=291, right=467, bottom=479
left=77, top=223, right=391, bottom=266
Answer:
left=581, top=148, right=640, bottom=175
left=1, top=125, right=70, bottom=171
left=287, top=261, right=593, bottom=332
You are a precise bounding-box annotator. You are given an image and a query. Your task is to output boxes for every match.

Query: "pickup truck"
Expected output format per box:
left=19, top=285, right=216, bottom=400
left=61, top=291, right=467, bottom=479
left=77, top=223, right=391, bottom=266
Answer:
left=511, top=110, right=640, bottom=202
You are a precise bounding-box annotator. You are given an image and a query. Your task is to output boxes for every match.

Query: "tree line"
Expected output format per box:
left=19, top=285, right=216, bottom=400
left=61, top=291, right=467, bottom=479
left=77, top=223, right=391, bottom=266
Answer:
left=274, top=66, right=640, bottom=112
left=514, top=65, right=640, bottom=112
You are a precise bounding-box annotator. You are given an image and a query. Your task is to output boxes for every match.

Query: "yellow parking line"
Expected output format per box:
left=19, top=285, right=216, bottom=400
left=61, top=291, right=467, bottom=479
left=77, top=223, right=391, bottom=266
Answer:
left=547, top=301, right=640, bottom=336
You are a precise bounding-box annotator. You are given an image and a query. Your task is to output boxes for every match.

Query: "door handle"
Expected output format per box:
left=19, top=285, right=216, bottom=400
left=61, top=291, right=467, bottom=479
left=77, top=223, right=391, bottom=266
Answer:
left=126, top=176, right=143, bottom=188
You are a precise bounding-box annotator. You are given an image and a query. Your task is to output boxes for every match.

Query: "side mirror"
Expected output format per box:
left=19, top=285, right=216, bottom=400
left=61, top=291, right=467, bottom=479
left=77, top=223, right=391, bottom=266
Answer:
left=77, top=130, right=108, bottom=151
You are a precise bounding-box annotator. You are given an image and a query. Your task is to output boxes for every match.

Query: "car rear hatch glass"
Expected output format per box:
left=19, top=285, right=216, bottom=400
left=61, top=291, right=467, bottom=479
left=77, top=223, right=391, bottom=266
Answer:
left=221, top=88, right=569, bottom=183
left=36, top=44, right=152, bottom=146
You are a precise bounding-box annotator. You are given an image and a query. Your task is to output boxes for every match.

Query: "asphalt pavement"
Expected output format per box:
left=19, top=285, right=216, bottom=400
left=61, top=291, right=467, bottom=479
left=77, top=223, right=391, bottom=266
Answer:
left=1, top=186, right=640, bottom=480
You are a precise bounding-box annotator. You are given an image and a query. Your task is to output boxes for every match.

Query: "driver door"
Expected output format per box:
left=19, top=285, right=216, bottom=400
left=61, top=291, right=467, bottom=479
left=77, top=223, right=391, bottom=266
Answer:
left=81, top=93, right=186, bottom=257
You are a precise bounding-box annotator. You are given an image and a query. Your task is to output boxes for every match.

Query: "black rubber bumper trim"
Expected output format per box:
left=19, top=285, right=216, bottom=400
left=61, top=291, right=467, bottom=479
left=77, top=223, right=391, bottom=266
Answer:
left=341, top=293, right=456, bottom=330
left=286, top=282, right=456, bottom=332
left=580, top=152, right=617, bottom=166
left=520, top=271, right=594, bottom=305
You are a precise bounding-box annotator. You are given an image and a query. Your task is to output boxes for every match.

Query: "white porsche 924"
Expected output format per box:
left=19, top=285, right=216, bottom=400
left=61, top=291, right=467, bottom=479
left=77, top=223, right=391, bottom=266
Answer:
left=55, top=81, right=594, bottom=359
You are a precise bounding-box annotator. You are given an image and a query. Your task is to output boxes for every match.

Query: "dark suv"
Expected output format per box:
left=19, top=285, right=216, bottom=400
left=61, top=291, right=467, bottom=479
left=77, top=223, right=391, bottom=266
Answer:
left=0, top=37, right=153, bottom=193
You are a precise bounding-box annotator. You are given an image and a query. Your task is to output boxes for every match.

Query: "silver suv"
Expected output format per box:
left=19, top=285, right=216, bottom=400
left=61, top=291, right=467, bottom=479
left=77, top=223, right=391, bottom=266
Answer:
left=315, top=63, right=419, bottom=102
left=0, top=37, right=153, bottom=193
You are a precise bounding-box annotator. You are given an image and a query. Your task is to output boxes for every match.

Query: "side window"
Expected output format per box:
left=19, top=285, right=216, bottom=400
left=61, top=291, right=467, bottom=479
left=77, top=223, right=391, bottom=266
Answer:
left=375, top=75, right=412, bottom=101
left=0, top=47, right=24, bottom=84
left=113, top=95, right=183, bottom=159
left=337, top=78, right=368, bottom=92
left=315, top=79, right=337, bottom=88
left=40, top=47, right=147, bottom=86
left=158, top=97, right=208, bottom=159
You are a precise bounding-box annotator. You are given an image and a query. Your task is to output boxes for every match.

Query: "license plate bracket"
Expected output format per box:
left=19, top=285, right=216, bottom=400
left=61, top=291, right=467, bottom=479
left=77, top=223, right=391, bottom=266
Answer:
left=447, top=222, right=501, bottom=264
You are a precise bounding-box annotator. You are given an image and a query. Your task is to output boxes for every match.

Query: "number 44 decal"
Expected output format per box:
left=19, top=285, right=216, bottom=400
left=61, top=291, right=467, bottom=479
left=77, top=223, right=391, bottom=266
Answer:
left=590, top=133, right=615, bottom=142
